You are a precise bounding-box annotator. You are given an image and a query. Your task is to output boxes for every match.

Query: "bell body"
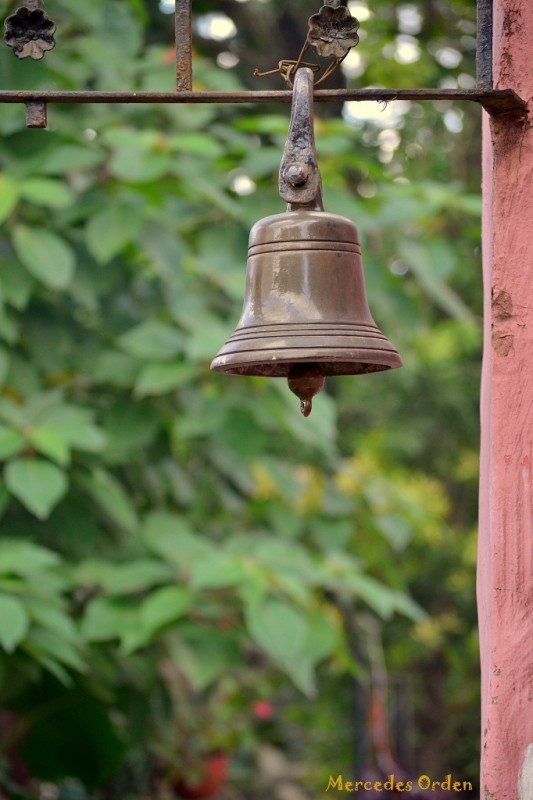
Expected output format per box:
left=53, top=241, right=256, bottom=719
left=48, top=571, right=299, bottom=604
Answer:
left=210, top=210, right=402, bottom=378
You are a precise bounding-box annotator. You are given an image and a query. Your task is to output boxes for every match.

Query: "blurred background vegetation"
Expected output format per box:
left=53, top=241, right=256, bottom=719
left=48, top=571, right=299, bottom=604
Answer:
left=0, top=1, right=481, bottom=798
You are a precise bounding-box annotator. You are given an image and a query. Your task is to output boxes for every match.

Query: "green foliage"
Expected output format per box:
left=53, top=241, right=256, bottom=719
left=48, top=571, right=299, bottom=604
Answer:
left=12, top=226, right=75, bottom=290
left=0, top=540, right=84, bottom=684
left=0, top=0, right=482, bottom=795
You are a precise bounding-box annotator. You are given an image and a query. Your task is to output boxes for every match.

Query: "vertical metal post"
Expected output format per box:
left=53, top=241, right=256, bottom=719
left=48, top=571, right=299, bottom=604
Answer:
left=476, top=0, right=493, bottom=90
left=175, top=0, right=192, bottom=91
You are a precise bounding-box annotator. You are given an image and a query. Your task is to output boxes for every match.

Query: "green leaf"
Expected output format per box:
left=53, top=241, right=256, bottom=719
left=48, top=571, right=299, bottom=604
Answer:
left=399, top=240, right=476, bottom=323
left=26, top=427, right=71, bottom=466
left=24, top=599, right=83, bottom=646
left=375, top=513, right=413, bottom=551
left=100, top=403, right=158, bottom=465
left=344, top=574, right=393, bottom=617
left=4, top=458, right=68, bottom=519
left=168, top=627, right=243, bottom=690
left=0, top=260, right=34, bottom=310
left=72, top=559, right=173, bottom=595
left=102, top=127, right=160, bottom=151
left=92, top=350, right=140, bottom=387
left=110, top=151, right=173, bottom=183
left=142, top=511, right=211, bottom=566
left=21, top=390, right=64, bottom=425
left=0, top=174, right=19, bottom=222
left=389, top=590, right=426, bottom=622
left=36, top=406, right=106, bottom=453
left=176, top=171, right=246, bottom=222
left=79, top=468, right=138, bottom=534
left=169, top=133, right=225, bottom=158
left=302, top=606, right=341, bottom=666
left=0, top=307, right=18, bottom=345
left=117, top=321, right=184, bottom=361
left=85, top=205, right=139, bottom=264
left=451, top=194, right=482, bottom=216
left=0, top=425, right=25, bottom=459
left=0, top=594, right=29, bottom=653
left=140, top=586, right=193, bottom=630
left=0, top=396, right=28, bottom=427
left=140, top=226, right=184, bottom=289
left=23, top=628, right=85, bottom=672
left=246, top=597, right=308, bottom=671
left=245, top=597, right=338, bottom=695
left=0, top=348, right=9, bottom=390
left=134, top=362, right=198, bottom=397
left=23, top=651, right=71, bottom=685
left=81, top=597, right=137, bottom=642
left=190, top=554, right=247, bottom=591
left=19, top=179, right=74, bottom=209
left=184, top=317, right=235, bottom=362
left=42, top=145, right=105, bottom=174
left=343, top=573, right=423, bottom=621
left=122, top=586, right=194, bottom=652
left=12, top=226, right=75, bottom=290
left=0, top=539, right=60, bottom=575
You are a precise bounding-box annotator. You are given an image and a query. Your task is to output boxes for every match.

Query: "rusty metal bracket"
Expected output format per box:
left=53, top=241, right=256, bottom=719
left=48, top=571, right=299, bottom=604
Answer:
left=175, top=0, right=192, bottom=91
left=0, top=0, right=528, bottom=126
left=279, top=68, right=323, bottom=209
left=0, top=88, right=525, bottom=117
left=25, top=98, right=47, bottom=128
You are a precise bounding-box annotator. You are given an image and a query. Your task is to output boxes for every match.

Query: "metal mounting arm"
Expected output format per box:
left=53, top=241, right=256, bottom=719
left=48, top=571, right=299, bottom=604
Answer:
left=0, top=0, right=528, bottom=127
left=279, top=68, right=324, bottom=210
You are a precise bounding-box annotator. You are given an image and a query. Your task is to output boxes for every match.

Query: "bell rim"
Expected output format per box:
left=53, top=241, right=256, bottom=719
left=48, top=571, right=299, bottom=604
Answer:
left=211, top=349, right=402, bottom=377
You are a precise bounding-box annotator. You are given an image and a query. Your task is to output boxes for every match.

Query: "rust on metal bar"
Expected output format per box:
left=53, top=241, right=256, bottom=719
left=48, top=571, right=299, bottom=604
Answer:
left=175, top=0, right=192, bottom=91
left=25, top=99, right=47, bottom=127
left=0, top=88, right=526, bottom=117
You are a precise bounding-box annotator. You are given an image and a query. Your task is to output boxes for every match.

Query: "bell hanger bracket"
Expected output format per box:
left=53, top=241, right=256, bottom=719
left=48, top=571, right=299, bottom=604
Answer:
left=1, top=0, right=527, bottom=125
left=279, top=67, right=324, bottom=212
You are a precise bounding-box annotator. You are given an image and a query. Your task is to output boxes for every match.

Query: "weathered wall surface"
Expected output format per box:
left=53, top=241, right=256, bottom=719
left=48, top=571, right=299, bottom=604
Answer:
left=479, top=1, right=533, bottom=799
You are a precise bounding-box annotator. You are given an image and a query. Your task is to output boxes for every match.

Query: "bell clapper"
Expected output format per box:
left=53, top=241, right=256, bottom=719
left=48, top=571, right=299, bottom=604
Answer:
left=287, top=364, right=325, bottom=417
left=300, top=399, right=312, bottom=417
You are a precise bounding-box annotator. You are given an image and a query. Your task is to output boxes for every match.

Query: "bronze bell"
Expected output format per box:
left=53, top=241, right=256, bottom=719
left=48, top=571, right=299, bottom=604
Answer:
left=211, top=67, right=402, bottom=416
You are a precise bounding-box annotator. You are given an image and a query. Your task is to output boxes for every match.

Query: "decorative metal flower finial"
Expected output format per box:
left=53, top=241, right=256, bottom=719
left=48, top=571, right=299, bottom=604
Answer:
left=307, top=2, right=360, bottom=60
left=254, top=0, right=360, bottom=87
left=4, top=1, right=56, bottom=61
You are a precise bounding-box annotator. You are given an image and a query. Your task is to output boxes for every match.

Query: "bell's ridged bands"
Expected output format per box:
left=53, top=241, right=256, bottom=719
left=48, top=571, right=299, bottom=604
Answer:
left=211, top=321, right=402, bottom=377
left=248, top=241, right=361, bottom=256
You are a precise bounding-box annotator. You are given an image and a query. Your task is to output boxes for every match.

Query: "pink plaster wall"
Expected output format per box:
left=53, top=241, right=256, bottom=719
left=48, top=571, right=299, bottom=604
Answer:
left=479, top=1, right=533, bottom=798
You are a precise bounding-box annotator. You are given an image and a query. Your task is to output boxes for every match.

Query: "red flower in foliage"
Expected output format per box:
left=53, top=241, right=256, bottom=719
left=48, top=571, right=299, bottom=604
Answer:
left=173, top=751, right=230, bottom=799
left=252, top=700, right=274, bottom=720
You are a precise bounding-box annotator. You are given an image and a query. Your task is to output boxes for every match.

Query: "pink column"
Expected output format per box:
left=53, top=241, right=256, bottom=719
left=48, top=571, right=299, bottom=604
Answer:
left=479, top=1, right=533, bottom=798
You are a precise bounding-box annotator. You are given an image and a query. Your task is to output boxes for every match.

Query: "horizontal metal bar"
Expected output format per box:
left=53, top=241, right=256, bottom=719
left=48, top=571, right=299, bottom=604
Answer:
left=0, top=88, right=526, bottom=116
